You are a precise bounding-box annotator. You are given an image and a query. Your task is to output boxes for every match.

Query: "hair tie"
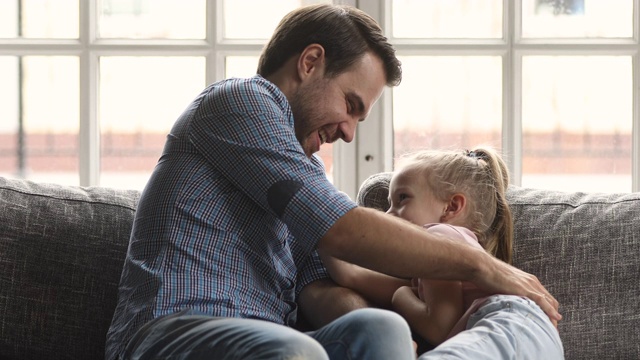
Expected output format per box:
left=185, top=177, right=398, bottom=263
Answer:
left=465, top=149, right=480, bottom=160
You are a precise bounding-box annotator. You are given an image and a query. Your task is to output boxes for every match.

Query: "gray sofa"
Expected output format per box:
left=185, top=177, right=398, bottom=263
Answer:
left=1, top=173, right=639, bottom=359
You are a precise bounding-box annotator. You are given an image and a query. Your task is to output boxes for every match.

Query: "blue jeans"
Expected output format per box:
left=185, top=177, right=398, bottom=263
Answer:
left=123, top=308, right=415, bottom=360
left=419, top=295, right=565, bottom=359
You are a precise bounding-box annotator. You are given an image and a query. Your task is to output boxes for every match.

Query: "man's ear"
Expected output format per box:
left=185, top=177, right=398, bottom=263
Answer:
left=440, top=193, right=466, bottom=223
left=297, top=44, right=325, bottom=80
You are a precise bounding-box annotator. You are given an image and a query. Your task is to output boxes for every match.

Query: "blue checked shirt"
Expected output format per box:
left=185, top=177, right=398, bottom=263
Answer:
left=105, top=75, right=356, bottom=359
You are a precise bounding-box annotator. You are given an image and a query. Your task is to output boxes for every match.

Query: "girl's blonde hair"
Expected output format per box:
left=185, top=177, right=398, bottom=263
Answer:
left=397, top=147, right=513, bottom=264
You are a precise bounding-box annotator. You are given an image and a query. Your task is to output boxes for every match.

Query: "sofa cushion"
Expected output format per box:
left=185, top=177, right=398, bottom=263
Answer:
left=357, top=172, right=640, bottom=359
left=0, top=177, right=140, bottom=360
left=506, top=186, right=640, bottom=359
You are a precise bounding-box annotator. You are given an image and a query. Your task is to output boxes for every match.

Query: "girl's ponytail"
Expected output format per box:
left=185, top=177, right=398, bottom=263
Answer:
left=471, top=147, right=513, bottom=264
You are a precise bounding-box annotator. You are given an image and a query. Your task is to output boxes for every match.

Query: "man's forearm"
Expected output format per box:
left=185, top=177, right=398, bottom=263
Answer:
left=319, top=206, right=485, bottom=282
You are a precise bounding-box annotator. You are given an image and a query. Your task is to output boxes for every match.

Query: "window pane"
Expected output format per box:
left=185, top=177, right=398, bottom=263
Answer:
left=522, top=0, right=632, bottom=38
left=0, top=0, right=78, bottom=39
left=225, top=56, right=259, bottom=78
left=223, top=0, right=331, bottom=39
left=393, top=56, right=502, bottom=158
left=392, top=0, right=502, bottom=39
left=0, top=2, right=18, bottom=38
left=9, top=57, right=79, bottom=185
left=0, top=57, right=20, bottom=178
left=522, top=56, right=632, bottom=192
left=99, top=56, right=205, bottom=189
left=99, top=0, right=205, bottom=39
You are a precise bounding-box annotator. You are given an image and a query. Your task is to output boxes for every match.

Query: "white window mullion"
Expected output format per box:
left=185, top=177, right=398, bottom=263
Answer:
left=78, top=54, right=101, bottom=187
left=633, top=0, right=640, bottom=192
left=356, top=0, right=390, bottom=196
left=79, top=0, right=100, bottom=187
left=378, top=0, right=395, bottom=177
left=633, top=51, right=639, bottom=192
left=336, top=0, right=387, bottom=199
left=504, top=0, right=522, bottom=186
left=208, top=0, right=221, bottom=85
left=506, top=52, right=523, bottom=187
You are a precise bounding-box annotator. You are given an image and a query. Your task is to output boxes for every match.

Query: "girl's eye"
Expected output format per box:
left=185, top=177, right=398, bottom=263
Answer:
left=398, top=193, right=408, bottom=201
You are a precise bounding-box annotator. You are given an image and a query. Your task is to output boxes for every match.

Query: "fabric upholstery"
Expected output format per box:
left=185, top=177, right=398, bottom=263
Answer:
left=357, top=172, right=640, bottom=359
left=0, top=177, right=140, bottom=360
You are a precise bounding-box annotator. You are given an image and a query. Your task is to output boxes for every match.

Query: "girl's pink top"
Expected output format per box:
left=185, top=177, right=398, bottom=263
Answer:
left=422, top=223, right=492, bottom=339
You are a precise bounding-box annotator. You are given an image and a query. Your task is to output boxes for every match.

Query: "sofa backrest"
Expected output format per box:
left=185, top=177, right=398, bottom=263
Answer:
left=357, top=172, right=640, bottom=359
left=3, top=172, right=640, bottom=359
left=0, top=177, right=140, bottom=360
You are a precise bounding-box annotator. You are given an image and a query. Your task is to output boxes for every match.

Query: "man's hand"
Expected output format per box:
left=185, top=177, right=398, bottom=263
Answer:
left=473, top=252, right=562, bottom=327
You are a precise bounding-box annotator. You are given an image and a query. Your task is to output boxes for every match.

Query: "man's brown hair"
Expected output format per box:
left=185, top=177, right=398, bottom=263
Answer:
left=257, top=4, right=402, bottom=87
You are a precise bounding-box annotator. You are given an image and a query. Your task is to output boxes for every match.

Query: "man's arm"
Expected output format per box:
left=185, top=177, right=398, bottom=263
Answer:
left=317, top=206, right=561, bottom=325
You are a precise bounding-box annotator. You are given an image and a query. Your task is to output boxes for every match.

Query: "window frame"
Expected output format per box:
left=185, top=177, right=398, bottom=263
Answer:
left=1, top=0, right=638, bottom=197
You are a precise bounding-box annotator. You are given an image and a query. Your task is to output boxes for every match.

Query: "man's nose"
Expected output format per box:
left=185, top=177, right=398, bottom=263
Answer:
left=339, top=119, right=358, bottom=143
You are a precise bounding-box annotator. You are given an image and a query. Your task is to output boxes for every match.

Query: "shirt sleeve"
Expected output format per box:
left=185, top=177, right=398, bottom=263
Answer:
left=295, top=249, right=331, bottom=296
left=187, top=77, right=356, bottom=265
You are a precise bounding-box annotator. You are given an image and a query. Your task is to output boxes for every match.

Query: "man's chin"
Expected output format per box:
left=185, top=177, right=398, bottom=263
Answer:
left=302, top=142, right=319, bottom=158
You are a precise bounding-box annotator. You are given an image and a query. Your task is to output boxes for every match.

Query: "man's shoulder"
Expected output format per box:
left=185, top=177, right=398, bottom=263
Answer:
left=212, top=75, right=279, bottom=96
left=203, top=75, right=287, bottom=112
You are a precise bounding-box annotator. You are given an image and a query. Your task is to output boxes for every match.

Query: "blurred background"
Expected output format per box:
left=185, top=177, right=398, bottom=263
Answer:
left=0, top=0, right=636, bottom=195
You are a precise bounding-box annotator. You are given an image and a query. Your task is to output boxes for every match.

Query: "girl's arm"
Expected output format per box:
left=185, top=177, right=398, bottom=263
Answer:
left=392, top=278, right=464, bottom=345
left=320, top=252, right=411, bottom=308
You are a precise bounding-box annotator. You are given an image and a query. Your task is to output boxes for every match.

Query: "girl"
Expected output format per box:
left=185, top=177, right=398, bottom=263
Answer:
left=322, top=146, right=564, bottom=359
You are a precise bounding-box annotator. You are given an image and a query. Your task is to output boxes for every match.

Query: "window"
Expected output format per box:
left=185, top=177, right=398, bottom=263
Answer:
left=2, top=0, right=638, bottom=197
left=0, top=0, right=333, bottom=189
left=353, top=0, right=639, bottom=196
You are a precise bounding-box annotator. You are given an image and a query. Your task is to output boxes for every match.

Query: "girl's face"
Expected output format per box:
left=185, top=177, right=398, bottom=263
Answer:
left=386, top=167, right=448, bottom=226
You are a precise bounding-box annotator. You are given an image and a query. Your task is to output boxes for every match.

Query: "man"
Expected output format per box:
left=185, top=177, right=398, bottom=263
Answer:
left=106, top=4, right=561, bottom=359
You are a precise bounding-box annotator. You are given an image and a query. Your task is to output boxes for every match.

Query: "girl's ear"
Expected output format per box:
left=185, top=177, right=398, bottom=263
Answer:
left=440, top=193, right=466, bottom=223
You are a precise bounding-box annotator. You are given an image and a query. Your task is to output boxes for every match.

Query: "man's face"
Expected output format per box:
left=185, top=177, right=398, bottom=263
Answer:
left=289, top=52, right=387, bottom=157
